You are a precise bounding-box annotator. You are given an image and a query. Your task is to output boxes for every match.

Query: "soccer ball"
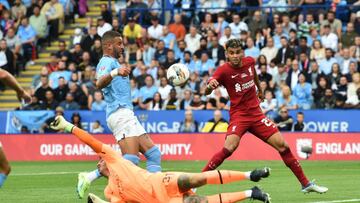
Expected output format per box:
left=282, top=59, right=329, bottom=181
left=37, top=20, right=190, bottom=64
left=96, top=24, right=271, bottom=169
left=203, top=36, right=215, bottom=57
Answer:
left=167, top=63, right=190, bottom=86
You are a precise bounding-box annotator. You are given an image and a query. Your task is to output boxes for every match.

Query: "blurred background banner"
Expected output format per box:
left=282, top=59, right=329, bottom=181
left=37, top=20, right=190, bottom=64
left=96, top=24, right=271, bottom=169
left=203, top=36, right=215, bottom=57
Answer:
left=1, top=110, right=360, bottom=133
left=0, top=133, right=359, bottom=161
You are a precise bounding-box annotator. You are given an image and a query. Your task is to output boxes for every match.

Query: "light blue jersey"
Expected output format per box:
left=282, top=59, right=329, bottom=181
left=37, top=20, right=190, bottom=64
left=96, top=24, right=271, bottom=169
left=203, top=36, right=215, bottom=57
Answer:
left=96, top=56, right=132, bottom=118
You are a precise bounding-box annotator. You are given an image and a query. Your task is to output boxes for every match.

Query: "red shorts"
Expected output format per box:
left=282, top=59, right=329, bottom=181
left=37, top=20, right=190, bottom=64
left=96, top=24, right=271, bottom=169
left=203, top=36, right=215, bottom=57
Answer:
left=226, top=110, right=279, bottom=141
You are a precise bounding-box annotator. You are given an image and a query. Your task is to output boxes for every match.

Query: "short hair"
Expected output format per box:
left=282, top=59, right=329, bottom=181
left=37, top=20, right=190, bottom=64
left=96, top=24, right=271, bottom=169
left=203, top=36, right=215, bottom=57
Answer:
left=102, top=31, right=122, bottom=44
left=225, top=39, right=242, bottom=50
left=297, top=112, right=304, bottom=116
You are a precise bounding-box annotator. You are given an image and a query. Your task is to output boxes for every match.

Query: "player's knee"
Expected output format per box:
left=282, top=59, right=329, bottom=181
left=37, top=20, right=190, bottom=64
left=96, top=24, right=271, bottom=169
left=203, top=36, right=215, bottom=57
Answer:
left=144, top=146, right=162, bottom=173
left=277, top=142, right=289, bottom=153
left=123, top=154, right=140, bottom=165
left=224, top=143, right=238, bottom=153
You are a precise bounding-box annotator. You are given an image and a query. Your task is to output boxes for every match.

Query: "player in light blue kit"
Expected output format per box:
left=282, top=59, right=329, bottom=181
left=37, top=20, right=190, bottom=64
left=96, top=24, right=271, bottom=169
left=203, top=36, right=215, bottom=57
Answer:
left=76, top=31, right=162, bottom=199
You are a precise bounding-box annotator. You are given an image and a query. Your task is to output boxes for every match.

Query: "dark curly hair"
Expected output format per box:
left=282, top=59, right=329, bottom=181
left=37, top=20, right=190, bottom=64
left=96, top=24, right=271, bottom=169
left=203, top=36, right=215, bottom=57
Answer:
left=225, top=38, right=242, bottom=50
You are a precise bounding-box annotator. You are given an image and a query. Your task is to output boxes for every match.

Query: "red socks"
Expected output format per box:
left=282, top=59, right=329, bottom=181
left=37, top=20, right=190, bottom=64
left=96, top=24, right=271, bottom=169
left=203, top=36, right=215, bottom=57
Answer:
left=280, top=148, right=309, bottom=187
left=202, top=148, right=232, bottom=172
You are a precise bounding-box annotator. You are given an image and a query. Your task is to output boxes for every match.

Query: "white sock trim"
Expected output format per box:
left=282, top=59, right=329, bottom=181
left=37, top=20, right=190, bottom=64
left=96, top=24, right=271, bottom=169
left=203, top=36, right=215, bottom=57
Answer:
left=87, top=169, right=102, bottom=182
left=245, top=171, right=251, bottom=180
left=245, top=190, right=252, bottom=198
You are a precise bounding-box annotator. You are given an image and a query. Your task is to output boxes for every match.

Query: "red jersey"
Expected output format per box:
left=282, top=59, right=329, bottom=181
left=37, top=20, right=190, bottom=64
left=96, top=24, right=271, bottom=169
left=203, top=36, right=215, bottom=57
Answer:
left=210, top=57, right=261, bottom=117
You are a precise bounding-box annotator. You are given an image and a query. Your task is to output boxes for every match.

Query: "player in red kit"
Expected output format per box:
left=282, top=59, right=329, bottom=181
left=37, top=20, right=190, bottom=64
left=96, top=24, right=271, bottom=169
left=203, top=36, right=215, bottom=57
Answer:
left=203, top=39, right=328, bottom=194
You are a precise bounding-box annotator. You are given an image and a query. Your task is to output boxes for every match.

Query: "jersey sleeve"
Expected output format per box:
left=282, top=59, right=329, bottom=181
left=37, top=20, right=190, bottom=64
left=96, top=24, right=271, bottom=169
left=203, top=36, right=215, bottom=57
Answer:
left=208, top=66, right=223, bottom=85
left=96, top=59, right=112, bottom=80
left=99, top=144, right=119, bottom=164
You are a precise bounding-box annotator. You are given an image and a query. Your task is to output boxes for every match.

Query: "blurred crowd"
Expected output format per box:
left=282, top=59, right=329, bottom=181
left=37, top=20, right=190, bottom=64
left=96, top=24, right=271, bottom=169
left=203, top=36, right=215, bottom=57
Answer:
left=1, top=0, right=360, bottom=118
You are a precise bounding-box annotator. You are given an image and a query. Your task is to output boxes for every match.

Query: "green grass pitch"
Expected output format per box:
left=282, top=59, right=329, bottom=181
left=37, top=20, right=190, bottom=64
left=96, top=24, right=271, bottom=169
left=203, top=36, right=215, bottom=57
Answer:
left=1, top=161, right=359, bottom=203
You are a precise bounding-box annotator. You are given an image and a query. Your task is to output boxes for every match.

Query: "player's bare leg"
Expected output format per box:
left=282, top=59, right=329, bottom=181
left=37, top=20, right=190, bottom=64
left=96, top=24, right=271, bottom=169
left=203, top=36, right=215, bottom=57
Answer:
left=202, top=134, right=240, bottom=171
left=266, top=132, right=328, bottom=193
left=0, top=146, right=11, bottom=188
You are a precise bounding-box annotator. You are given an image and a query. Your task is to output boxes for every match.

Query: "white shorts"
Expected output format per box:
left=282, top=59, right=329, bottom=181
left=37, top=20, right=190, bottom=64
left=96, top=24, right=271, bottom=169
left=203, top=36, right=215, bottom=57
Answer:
left=106, top=108, right=147, bottom=141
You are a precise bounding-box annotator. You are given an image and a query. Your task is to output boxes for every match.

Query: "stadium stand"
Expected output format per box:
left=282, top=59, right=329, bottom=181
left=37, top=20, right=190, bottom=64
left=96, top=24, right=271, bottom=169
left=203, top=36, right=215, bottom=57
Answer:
left=0, top=0, right=359, bottom=112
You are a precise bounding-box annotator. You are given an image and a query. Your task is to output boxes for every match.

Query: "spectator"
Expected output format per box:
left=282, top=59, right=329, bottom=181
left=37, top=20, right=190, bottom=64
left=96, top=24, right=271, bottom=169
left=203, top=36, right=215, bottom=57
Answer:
left=184, top=26, right=201, bottom=54
left=318, top=48, right=337, bottom=75
left=274, top=106, right=293, bottom=131
left=90, top=39, right=102, bottom=65
left=157, top=76, right=172, bottom=100
left=35, top=75, right=52, bottom=103
left=91, top=120, right=104, bottom=134
left=123, top=17, right=142, bottom=50
left=59, top=92, right=80, bottom=110
left=274, top=37, right=295, bottom=65
left=68, top=82, right=87, bottom=109
left=17, top=17, right=36, bottom=64
left=273, top=63, right=288, bottom=87
left=219, top=26, right=235, bottom=47
left=334, top=75, right=348, bottom=100
left=187, top=93, right=205, bottom=110
left=299, top=52, right=310, bottom=73
left=154, top=40, right=168, bottom=65
left=248, top=10, right=267, bottom=38
left=162, top=49, right=179, bottom=69
left=194, top=37, right=210, bottom=60
left=228, top=13, right=248, bottom=38
left=214, top=13, right=229, bottom=37
left=179, top=89, right=192, bottom=110
left=70, top=43, right=83, bottom=65
left=174, top=40, right=187, bottom=61
left=0, top=40, right=15, bottom=76
left=277, top=85, right=298, bottom=110
left=22, top=95, right=42, bottom=110
left=168, top=14, right=186, bottom=42
left=179, top=110, right=199, bottom=133
left=296, top=37, right=311, bottom=58
left=96, top=18, right=112, bottom=37
left=320, top=11, right=342, bottom=38
left=11, top=0, right=27, bottom=20
left=209, top=35, right=225, bottom=66
left=195, top=52, right=215, bottom=76
left=293, top=73, right=313, bottom=110
left=53, top=76, right=69, bottom=102
left=130, top=79, right=140, bottom=108
left=273, top=24, right=288, bottom=49
left=163, top=88, right=179, bottom=110
left=29, top=5, right=47, bottom=45
left=147, top=92, right=163, bottom=111
left=147, top=16, right=163, bottom=40
left=298, top=13, right=319, bottom=38
left=100, top=3, right=112, bottom=24
left=310, top=40, right=325, bottom=62
left=308, top=60, right=324, bottom=90
left=112, top=18, right=122, bottom=33
left=286, top=59, right=301, bottom=90
left=139, top=75, right=158, bottom=108
left=313, top=76, right=330, bottom=108
left=320, top=25, right=338, bottom=52
left=41, top=90, right=59, bottom=110
left=41, top=0, right=64, bottom=41
left=45, top=53, right=59, bottom=74
left=260, top=90, right=278, bottom=120
left=71, top=112, right=82, bottom=129
left=49, top=60, right=71, bottom=89
left=281, top=14, right=297, bottom=35
left=181, top=51, right=196, bottom=74
left=344, top=88, right=360, bottom=109
left=69, top=28, right=85, bottom=50
left=81, top=25, right=100, bottom=52
left=319, top=88, right=336, bottom=109
left=341, top=22, right=357, bottom=48
left=328, top=63, right=341, bottom=89
left=337, top=48, right=357, bottom=75
left=55, top=40, right=71, bottom=62
left=91, top=90, right=106, bottom=111
left=260, top=37, right=278, bottom=64
left=245, top=37, right=260, bottom=59
left=201, top=110, right=228, bottom=133
left=346, top=73, right=360, bottom=103
left=292, top=112, right=306, bottom=132
left=258, top=64, right=272, bottom=85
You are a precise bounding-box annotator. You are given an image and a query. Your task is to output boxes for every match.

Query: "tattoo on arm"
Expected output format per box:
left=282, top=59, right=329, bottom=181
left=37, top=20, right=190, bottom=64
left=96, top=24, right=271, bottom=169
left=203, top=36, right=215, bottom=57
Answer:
left=178, top=174, right=192, bottom=193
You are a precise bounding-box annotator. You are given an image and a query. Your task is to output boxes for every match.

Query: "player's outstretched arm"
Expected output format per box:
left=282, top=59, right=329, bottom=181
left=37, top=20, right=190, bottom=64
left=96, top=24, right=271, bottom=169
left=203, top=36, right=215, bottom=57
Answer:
left=50, top=116, right=103, bottom=153
left=0, top=69, right=31, bottom=103
left=205, top=79, right=219, bottom=95
left=96, top=65, right=131, bottom=89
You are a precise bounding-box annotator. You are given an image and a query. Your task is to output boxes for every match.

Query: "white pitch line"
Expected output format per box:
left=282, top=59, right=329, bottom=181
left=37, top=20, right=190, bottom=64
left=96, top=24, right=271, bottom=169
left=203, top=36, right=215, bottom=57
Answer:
left=310, top=199, right=360, bottom=203
left=11, top=172, right=80, bottom=176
